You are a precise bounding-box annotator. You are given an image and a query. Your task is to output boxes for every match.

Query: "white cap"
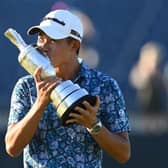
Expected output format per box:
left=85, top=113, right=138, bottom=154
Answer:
left=27, top=9, right=83, bottom=42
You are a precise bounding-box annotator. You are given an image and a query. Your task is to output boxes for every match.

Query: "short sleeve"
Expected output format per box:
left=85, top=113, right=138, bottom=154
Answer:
left=100, top=79, right=131, bottom=133
left=8, top=78, right=31, bottom=125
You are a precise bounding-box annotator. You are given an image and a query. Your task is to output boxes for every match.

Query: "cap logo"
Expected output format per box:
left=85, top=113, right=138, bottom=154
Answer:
left=43, top=17, right=65, bottom=26
left=70, top=29, right=82, bottom=40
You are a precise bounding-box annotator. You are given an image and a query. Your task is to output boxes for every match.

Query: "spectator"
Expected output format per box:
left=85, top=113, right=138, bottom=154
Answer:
left=129, top=41, right=167, bottom=114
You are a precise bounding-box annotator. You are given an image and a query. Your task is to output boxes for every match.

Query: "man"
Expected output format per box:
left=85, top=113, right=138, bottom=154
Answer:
left=5, top=9, right=131, bottom=167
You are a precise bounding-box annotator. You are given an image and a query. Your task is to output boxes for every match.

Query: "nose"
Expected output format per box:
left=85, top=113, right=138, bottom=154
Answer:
left=37, top=39, right=49, bottom=55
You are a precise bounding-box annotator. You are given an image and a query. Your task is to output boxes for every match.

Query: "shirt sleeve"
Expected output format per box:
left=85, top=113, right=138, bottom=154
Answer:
left=100, top=79, right=131, bottom=133
left=8, top=77, right=31, bottom=125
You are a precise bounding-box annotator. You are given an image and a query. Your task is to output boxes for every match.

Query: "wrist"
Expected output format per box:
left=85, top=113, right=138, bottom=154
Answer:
left=34, top=99, right=47, bottom=112
left=87, top=120, right=103, bottom=135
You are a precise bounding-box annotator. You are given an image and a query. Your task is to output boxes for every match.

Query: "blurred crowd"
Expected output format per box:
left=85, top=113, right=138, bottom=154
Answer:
left=129, top=42, right=167, bottom=115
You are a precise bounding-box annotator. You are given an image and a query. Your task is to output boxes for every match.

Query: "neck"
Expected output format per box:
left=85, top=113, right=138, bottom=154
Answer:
left=56, top=59, right=81, bottom=81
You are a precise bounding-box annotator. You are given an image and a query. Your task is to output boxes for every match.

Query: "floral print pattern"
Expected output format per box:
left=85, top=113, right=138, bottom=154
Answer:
left=8, top=63, right=131, bottom=168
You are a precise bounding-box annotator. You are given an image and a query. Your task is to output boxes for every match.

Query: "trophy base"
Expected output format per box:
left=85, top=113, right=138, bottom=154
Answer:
left=61, top=95, right=97, bottom=125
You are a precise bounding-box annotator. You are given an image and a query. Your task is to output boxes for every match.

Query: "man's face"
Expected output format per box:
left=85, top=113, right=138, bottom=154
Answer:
left=36, top=31, right=73, bottom=67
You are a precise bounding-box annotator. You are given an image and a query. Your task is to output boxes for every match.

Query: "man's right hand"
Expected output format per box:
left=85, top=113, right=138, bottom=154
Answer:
left=34, top=67, right=62, bottom=109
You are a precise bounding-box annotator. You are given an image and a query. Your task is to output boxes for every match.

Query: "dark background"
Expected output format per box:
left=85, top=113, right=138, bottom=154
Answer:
left=1, top=0, right=168, bottom=167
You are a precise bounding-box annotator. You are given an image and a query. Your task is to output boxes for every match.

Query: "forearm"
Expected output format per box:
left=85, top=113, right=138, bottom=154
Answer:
left=5, top=100, right=45, bottom=157
left=91, top=126, right=131, bottom=163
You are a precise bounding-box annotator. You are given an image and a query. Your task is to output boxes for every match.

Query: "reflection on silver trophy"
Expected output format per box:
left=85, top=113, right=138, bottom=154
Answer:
left=4, top=28, right=96, bottom=125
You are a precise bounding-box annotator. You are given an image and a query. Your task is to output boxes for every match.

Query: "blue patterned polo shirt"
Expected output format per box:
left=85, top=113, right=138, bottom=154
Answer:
left=8, top=63, right=131, bottom=168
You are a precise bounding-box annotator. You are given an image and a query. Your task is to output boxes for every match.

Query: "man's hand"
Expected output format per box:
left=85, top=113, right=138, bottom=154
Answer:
left=65, top=96, right=100, bottom=128
left=34, top=67, right=62, bottom=108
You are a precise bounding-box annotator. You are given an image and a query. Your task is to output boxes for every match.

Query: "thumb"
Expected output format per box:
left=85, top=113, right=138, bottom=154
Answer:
left=95, top=96, right=100, bottom=108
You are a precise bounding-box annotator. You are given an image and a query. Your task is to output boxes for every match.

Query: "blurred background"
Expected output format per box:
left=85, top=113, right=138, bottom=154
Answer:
left=1, top=0, right=168, bottom=167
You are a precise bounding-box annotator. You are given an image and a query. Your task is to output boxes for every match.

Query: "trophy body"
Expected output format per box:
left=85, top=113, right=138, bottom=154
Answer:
left=4, top=28, right=96, bottom=124
left=18, top=45, right=56, bottom=79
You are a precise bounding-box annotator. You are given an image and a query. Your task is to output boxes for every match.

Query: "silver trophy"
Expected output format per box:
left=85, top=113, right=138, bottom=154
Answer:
left=4, top=28, right=96, bottom=125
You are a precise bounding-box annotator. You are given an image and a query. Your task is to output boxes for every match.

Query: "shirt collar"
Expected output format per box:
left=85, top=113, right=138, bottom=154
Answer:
left=73, top=61, right=91, bottom=83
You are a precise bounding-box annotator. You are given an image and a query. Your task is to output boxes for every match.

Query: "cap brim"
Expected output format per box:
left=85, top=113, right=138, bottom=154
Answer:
left=27, top=26, right=41, bottom=35
left=27, top=25, right=68, bottom=40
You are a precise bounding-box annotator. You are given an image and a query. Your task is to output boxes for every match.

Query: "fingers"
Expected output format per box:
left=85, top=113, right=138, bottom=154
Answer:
left=66, top=96, right=100, bottom=125
left=66, top=113, right=82, bottom=124
left=74, top=106, right=87, bottom=117
left=34, top=66, right=62, bottom=86
left=46, top=81, right=57, bottom=93
left=80, top=96, right=100, bottom=112
left=34, top=67, right=43, bottom=83
left=40, top=80, right=54, bottom=91
left=95, top=96, right=100, bottom=108
left=34, top=67, right=63, bottom=103
left=37, top=77, right=61, bottom=94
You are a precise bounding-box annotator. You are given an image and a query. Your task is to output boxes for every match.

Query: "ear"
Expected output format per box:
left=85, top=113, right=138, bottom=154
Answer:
left=71, top=40, right=80, bottom=53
